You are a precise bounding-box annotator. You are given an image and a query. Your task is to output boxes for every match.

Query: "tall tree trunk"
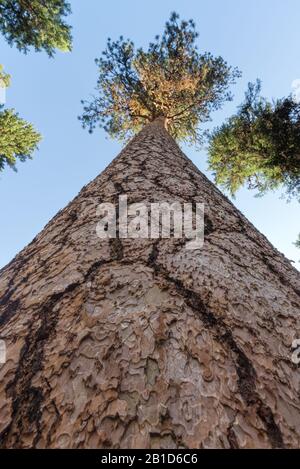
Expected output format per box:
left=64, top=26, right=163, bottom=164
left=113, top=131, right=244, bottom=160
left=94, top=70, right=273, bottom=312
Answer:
left=0, top=119, right=299, bottom=449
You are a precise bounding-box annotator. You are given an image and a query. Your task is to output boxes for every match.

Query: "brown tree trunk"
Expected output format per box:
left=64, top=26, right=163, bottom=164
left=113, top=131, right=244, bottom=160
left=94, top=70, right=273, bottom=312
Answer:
left=0, top=119, right=299, bottom=449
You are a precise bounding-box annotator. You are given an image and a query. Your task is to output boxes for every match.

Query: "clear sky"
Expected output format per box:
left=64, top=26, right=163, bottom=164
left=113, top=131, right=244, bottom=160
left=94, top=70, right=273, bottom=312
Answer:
left=0, top=0, right=299, bottom=269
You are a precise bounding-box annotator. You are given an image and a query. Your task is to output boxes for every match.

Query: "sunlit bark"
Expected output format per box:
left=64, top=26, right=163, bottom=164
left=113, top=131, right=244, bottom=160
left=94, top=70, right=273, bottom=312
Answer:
left=0, top=119, right=299, bottom=448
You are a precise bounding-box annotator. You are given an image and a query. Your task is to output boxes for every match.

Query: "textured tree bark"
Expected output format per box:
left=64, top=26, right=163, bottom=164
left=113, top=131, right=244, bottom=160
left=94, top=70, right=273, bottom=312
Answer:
left=0, top=119, right=299, bottom=449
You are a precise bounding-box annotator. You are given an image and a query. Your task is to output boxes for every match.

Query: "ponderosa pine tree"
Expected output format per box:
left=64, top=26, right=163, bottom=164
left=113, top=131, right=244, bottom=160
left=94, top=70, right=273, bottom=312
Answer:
left=0, top=0, right=72, bottom=56
left=80, top=12, right=240, bottom=144
left=0, top=13, right=299, bottom=450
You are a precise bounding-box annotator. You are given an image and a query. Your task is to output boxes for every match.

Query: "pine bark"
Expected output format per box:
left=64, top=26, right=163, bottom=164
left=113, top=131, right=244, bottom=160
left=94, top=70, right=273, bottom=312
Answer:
left=0, top=119, right=299, bottom=449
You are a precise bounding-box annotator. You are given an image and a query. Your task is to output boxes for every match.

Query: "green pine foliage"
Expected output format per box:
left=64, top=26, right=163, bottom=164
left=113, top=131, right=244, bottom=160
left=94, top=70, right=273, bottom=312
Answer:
left=208, top=80, right=300, bottom=202
left=0, top=65, right=41, bottom=171
left=0, top=105, right=41, bottom=171
left=80, top=12, right=241, bottom=144
left=0, top=1, right=69, bottom=173
left=0, top=0, right=72, bottom=56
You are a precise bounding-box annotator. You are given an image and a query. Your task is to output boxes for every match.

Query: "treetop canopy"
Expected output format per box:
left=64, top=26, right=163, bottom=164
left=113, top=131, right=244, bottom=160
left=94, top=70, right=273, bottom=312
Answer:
left=80, top=12, right=241, bottom=145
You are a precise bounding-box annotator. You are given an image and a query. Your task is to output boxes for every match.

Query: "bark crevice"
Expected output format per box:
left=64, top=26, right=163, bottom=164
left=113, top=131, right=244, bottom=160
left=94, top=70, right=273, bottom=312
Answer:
left=147, top=240, right=285, bottom=449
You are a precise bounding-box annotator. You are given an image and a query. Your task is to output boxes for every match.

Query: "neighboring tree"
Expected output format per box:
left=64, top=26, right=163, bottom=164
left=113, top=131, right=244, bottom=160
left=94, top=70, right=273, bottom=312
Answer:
left=0, top=1, right=69, bottom=172
left=0, top=0, right=72, bottom=56
left=80, top=12, right=240, bottom=144
left=295, top=234, right=300, bottom=249
left=0, top=106, right=41, bottom=171
left=208, top=80, right=300, bottom=202
left=0, top=65, right=41, bottom=172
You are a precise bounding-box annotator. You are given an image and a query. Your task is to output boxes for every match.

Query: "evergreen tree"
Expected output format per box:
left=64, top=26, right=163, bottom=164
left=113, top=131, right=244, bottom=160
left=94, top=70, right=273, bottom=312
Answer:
left=0, top=12, right=299, bottom=450
left=80, top=12, right=240, bottom=145
left=1, top=106, right=299, bottom=451
left=0, top=0, right=72, bottom=56
left=0, top=106, right=41, bottom=171
left=0, top=65, right=41, bottom=172
left=208, top=80, right=300, bottom=202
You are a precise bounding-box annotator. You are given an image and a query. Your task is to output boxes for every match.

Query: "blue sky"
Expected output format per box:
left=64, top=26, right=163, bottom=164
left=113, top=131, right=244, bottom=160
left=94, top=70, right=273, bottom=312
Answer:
left=0, top=0, right=299, bottom=269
